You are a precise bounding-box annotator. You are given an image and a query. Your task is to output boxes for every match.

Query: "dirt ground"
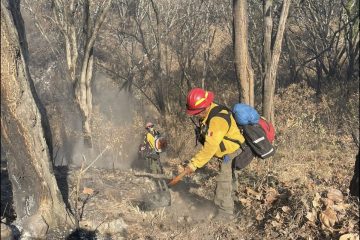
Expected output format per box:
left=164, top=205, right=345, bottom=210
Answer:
left=1, top=148, right=359, bottom=240
left=1, top=96, right=360, bottom=240
left=46, top=151, right=359, bottom=240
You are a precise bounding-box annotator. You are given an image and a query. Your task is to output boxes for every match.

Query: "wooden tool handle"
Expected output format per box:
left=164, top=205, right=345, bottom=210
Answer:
left=168, top=170, right=188, bottom=186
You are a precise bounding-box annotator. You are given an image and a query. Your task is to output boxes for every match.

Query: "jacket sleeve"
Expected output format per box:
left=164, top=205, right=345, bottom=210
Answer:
left=188, top=117, right=229, bottom=171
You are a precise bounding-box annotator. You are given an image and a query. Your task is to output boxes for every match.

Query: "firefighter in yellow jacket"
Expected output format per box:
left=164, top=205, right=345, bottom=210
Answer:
left=140, top=122, right=163, bottom=174
left=183, top=88, right=245, bottom=219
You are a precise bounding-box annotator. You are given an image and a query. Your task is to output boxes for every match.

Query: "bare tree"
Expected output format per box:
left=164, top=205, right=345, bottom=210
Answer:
left=340, top=0, right=359, bottom=85
left=100, top=0, right=170, bottom=116
left=262, top=0, right=291, bottom=123
left=285, top=0, right=358, bottom=95
left=169, top=1, right=221, bottom=102
left=1, top=0, right=73, bottom=237
left=24, top=0, right=113, bottom=147
left=98, top=0, right=224, bottom=117
left=233, top=0, right=255, bottom=106
left=291, top=0, right=343, bottom=93
left=52, top=0, right=112, bottom=147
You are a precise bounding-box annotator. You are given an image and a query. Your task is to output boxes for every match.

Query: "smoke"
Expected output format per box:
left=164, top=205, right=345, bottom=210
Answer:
left=50, top=71, right=143, bottom=170
left=92, top=72, right=134, bottom=125
left=163, top=184, right=218, bottom=221
left=89, top=72, right=142, bottom=169
left=23, top=8, right=143, bottom=170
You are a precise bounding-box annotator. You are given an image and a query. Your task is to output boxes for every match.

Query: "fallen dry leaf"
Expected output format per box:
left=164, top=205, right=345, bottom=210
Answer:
left=321, top=198, right=334, bottom=207
left=306, top=210, right=317, bottom=223
left=245, top=187, right=261, bottom=200
left=327, top=189, right=343, bottom=203
left=256, top=214, right=264, bottom=221
left=265, top=188, right=279, bottom=205
left=83, top=187, right=94, bottom=195
left=177, top=164, right=185, bottom=173
left=319, top=207, right=337, bottom=228
left=347, top=220, right=357, bottom=233
left=255, top=209, right=264, bottom=221
left=339, top=233, right=359, bottom=240
left=312, top=192, right=321, bottom=208
left=239, top=198, right=252, bottom=207
left=271, top=220, right=282, bottom=228
left=332, top=203, right=349, bottom=213
left=281, top=206, right=291, bottom=213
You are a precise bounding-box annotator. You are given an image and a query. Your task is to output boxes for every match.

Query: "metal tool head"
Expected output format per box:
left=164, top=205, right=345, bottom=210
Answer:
left=138, top=179, right=171, bottom=211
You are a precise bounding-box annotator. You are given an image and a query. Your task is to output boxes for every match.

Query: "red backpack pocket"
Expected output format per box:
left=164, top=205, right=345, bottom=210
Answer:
left=258, top=117, right=275, bottom=143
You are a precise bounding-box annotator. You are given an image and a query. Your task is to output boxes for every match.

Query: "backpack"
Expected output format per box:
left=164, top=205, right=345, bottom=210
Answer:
left=152, top=131, right=168, bottom=153
left=154, top=135, right=167, bottom=153
left=199, top=104, right=275, bottom=159
left=232, top=103, right=260, bottom=125
left=232, top=144, right=255, bottom=169
left=240, top=124, right=275, bottom=159
left=258, top=117, right=275, bottom=143
left=232, top=103, right=275, bottom=159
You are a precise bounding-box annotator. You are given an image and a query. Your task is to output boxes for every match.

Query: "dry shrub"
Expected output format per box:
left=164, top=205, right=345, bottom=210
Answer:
left=320, top=80, right=359, bottom=137
left=271, top=81, right=358, bottom=183
left=68, top=80, right=358, bottom=239
left=275, top=80, right=359, bottom=141
left=275, top=81, right=333, bottom=147
left=227, top=80, right=360, bottom=240
left=90, top=106, right=143, bottom=169
left=163, top=113, right=198, bottom=162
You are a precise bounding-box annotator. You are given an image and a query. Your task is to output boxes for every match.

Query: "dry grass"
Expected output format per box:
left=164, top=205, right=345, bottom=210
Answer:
left=155, top=81, right=359, bottom=239
left=55, top=81, right=359, bottom=239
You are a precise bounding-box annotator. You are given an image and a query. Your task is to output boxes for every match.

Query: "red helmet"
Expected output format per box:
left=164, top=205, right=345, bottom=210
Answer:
left=145, top=122, right=154, bottom=129
left=186, top=88, right=214, bottom=115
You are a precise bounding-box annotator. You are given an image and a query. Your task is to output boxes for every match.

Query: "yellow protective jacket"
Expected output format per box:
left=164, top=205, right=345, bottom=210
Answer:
left=144, top=130, right=159, bottom=150
left=188, top=103, right=245, bottom=171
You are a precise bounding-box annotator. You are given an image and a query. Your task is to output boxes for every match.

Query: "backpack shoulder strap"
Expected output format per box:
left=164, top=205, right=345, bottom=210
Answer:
left=154, top=130, right=160, bottom=137
left=204, top=105, right=233, bottom=152
left=208, top=105, right=243, bottom=148
left=205, top=105, right=231, bottom=128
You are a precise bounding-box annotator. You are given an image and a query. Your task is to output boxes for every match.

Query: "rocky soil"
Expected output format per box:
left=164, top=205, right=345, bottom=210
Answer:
left=0, top=50, right=354, bottom=239
left=24, top=155, right=360, bottom=239
left=1, top=154, right=359, bottom=240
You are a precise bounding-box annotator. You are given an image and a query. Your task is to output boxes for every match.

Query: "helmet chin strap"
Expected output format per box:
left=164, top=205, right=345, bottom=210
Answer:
left=197, top=105, right=211, bottom=118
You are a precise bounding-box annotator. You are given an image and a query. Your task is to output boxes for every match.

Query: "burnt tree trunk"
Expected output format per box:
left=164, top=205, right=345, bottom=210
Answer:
left=263, top=0, right=272, bottom=90
left=52, top=0, right=112, bottom=148
left=262, top=0, right=291, bottom=124
left=349, top=152, right=359, bottom=198
left=1, top=0, right=73, bottom=236
left=233, top=0, right=255, bottom=106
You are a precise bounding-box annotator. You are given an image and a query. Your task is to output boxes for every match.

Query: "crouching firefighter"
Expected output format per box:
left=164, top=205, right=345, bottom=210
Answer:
left=140, top=122, right=164, bottom=174
left=182, top=88, right=246, bottom=220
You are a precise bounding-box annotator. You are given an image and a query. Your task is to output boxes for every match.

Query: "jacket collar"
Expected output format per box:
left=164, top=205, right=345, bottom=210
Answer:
left=201, top=102, right=218, bottom=125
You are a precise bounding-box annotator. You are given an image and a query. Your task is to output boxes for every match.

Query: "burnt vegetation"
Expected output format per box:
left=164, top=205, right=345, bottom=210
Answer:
left=1, top=0, right=359, bottom=239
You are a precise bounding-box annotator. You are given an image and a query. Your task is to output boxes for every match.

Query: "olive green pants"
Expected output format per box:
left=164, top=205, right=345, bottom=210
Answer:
left=214, top=148, right=242, bottom=214
left=146, top=152, right=163, bottom=174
